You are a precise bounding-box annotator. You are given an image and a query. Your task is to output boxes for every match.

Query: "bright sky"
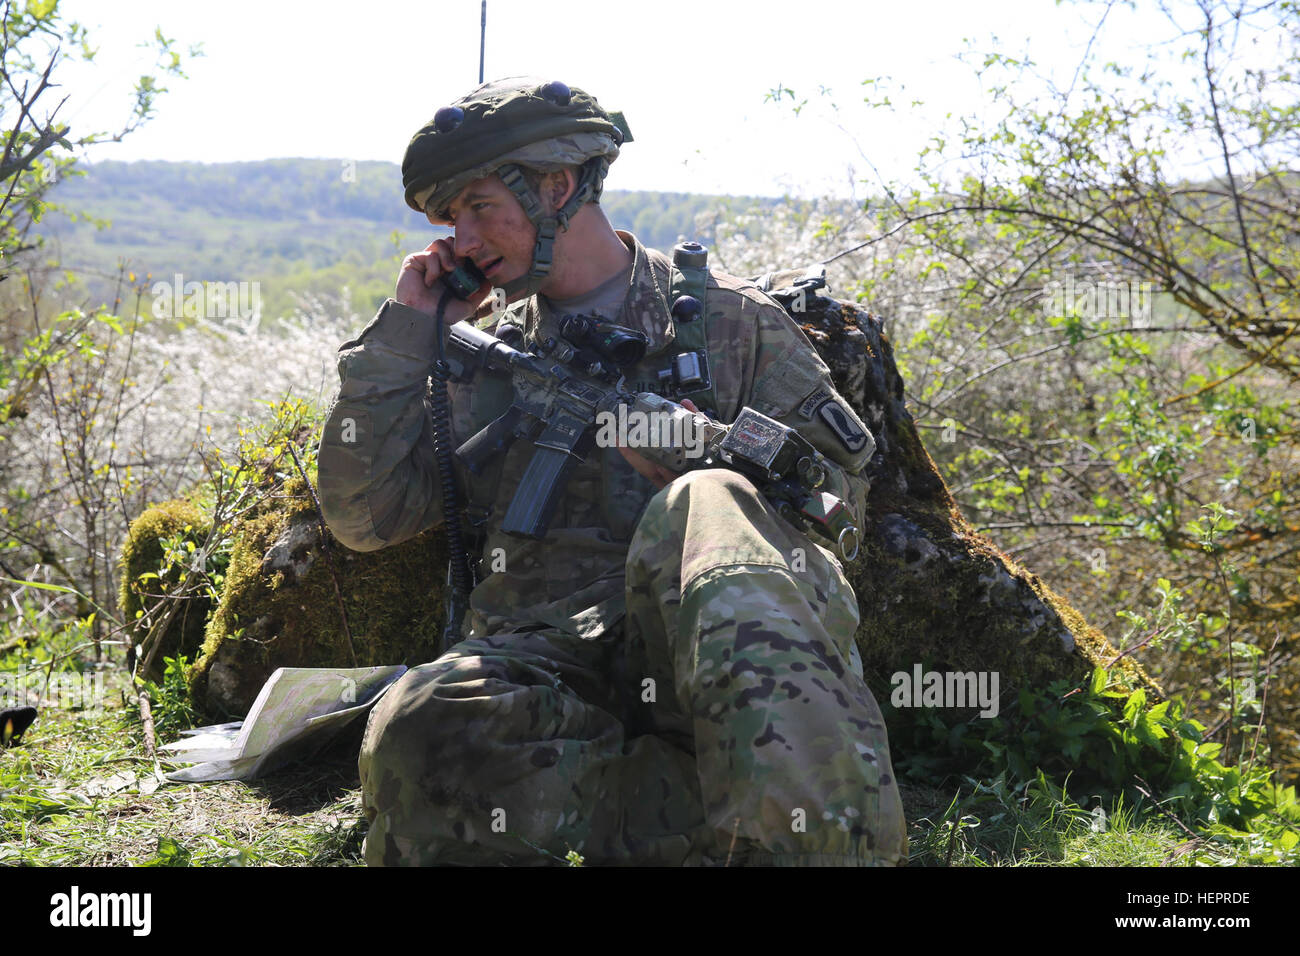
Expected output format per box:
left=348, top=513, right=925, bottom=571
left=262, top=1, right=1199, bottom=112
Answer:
left=50, top=0, right=1204, bottom=199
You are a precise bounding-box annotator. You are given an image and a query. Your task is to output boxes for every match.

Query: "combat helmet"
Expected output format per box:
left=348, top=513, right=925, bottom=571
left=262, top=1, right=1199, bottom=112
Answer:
left=403, top=77, right=631, bottom=297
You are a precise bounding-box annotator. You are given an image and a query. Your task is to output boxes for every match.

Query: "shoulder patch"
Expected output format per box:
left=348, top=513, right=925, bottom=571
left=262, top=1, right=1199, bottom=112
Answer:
left=818, top=399, right=873, bottom=454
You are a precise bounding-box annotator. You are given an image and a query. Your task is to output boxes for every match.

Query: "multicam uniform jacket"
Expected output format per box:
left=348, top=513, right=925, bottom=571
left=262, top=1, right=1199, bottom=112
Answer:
left=318, top=232, right=873, bottom=639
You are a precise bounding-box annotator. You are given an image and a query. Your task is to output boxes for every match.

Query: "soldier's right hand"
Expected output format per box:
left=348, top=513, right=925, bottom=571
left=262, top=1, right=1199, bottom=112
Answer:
left=395, top=237, right=489, bottom=323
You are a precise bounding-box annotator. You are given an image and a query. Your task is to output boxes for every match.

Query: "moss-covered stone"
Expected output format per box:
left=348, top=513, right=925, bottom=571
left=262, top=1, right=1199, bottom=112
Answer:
left=782, top=284, right=1156, bottom=712
left=188, top=474, right=447, bottom=717
left=118, top=500, right=213, bottom=682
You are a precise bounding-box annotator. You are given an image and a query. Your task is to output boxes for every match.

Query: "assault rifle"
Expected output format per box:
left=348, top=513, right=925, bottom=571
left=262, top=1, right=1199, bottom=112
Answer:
left=441, top=316, right=863, bottom=560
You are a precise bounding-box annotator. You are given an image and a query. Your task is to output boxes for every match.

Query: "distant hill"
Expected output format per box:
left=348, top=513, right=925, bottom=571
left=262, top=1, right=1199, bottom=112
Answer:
left=37, top=160, right=765, bottom=319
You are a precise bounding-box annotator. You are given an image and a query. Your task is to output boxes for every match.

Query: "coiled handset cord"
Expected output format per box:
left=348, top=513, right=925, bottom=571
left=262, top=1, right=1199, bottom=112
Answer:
left=432, top=288, right=473, bottom=652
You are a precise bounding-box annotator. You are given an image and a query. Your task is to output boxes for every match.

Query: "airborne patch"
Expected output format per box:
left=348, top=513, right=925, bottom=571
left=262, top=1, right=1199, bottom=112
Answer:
left=817, top=399, right=871, bottom=453
left=798, top=387, right=833, bottom=420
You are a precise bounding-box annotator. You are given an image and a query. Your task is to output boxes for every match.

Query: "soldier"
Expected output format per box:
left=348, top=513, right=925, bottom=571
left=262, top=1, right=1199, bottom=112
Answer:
left=317, top=77, right=907, bottom=866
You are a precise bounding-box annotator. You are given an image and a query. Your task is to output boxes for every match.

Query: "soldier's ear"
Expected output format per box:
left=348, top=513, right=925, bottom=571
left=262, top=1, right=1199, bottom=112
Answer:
left=542, top=168, right=578, bottom=213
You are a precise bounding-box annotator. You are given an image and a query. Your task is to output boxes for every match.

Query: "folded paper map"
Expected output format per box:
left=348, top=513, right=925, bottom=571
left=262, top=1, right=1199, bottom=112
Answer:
left=160, top=665, right=408, bottom=781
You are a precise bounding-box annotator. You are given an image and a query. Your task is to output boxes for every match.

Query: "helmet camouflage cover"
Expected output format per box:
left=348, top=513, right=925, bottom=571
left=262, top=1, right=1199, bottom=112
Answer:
left=403, top=76, right=631, bottom=223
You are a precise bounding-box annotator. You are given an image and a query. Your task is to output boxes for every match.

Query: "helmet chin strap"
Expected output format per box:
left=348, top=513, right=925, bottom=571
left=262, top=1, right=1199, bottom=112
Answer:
left=495, top=158, right=611, bottom=301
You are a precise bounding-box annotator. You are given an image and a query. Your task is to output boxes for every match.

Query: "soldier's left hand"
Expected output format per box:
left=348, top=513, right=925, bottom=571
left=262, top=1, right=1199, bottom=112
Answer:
left=617, top=398, right=699, bottom=490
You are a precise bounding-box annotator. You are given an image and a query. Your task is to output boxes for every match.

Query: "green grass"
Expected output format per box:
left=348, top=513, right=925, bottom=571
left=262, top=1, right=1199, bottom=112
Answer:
left=2, top=607, right=1293, bottom=866
left=0, top=677, right=1271, bottom=867
left=1, top=667, right=366, bottom=867
left=901, top=773, right=1280, bottom=866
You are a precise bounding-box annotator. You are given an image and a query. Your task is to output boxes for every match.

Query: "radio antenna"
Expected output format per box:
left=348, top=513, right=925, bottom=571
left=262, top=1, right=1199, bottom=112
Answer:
left=479, top=1, right=486, bottom=83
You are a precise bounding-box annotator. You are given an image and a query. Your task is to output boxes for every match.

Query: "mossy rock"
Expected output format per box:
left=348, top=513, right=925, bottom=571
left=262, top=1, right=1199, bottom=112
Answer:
left=766, top=277, right=1155, bottom=714
left=118, top=500, right=214, bottom=683
left=189, top=476, right=447, bottom=717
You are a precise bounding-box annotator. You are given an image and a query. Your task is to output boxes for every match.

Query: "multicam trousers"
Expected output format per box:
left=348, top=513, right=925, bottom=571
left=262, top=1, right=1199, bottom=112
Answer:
left=358, top=469, right=907, bottom=865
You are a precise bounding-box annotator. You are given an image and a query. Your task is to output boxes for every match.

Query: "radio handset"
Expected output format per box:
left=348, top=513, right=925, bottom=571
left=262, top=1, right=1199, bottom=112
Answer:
left=441, top=259, right=487, bottom=300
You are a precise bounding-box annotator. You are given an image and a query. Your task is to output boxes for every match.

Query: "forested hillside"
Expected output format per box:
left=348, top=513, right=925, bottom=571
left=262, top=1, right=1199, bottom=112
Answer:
left=39, top=160, right=763, bottom=318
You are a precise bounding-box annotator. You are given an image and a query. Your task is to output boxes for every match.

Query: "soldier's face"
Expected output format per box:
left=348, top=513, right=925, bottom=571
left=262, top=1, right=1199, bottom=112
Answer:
left=446, top=174, right=537, bottom=288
